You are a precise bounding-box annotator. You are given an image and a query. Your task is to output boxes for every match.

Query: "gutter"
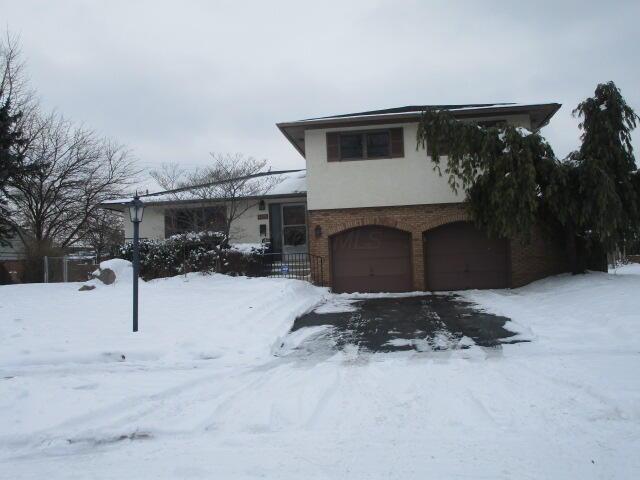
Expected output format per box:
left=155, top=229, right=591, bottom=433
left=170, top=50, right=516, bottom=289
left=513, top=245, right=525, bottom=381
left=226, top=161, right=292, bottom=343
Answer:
left=101, top=191, right=308, bottom=209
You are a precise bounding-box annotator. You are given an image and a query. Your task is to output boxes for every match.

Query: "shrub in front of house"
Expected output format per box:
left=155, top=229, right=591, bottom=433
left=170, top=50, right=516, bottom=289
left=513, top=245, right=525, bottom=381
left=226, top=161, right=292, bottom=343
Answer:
left=118, top=231, right=266, bottom=280
left=223, top=249, right=265, bottom=277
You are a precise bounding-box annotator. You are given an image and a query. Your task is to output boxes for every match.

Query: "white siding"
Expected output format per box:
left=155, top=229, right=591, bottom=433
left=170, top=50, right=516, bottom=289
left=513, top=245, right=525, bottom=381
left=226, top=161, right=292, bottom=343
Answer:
left=122, top=196, right=307, bottom=244
left=123, top=207, right=165, bottom=241
left=305, top=115, right=531, bottom=211
left=0, top=234, right=26, bottom=261
left=230, top=201, right=261, bottom=243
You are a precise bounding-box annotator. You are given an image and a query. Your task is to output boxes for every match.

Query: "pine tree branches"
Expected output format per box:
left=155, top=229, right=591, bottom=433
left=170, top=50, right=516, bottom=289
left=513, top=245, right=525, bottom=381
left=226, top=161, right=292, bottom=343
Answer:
left=0, top=34, right=34, bottom=246
left=417, top=109, right=556, bottom=241
left=416, top=82, right=640, bottom=272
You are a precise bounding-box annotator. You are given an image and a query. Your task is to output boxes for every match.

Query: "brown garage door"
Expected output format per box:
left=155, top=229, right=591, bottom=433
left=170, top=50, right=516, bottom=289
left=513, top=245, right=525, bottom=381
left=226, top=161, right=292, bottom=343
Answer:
left=331, top=226, right=412, bottom=293
left=424, top=222, right=509, bottom=291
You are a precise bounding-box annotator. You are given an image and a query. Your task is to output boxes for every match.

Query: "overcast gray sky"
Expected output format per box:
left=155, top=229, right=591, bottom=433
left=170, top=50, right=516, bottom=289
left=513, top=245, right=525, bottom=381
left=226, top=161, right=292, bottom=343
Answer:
left=4, top=0, right=639, bottom=189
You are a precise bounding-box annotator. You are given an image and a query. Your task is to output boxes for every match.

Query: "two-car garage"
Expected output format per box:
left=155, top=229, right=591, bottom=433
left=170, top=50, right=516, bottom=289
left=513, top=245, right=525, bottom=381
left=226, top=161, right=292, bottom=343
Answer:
left=330, top=222, right=509, bottom=293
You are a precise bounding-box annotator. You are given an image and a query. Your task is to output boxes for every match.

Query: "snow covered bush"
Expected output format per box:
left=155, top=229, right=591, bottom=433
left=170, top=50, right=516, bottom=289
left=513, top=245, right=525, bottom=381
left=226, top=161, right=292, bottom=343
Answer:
left=118, top=231, right=223, bottom=280
left=223, top=247, right=265, bottom=277
left=118, top=231, right=265, bottom=280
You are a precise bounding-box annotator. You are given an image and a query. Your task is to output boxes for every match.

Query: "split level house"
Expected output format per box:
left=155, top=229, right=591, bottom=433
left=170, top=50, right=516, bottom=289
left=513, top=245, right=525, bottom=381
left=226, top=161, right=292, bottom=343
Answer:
left=104, top=102, right=569, bottom=293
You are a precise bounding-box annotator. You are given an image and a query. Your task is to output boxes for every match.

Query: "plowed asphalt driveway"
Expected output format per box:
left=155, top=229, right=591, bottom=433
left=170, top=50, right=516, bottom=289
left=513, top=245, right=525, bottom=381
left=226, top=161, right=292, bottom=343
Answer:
left=290, top=294, right=523, bottom=353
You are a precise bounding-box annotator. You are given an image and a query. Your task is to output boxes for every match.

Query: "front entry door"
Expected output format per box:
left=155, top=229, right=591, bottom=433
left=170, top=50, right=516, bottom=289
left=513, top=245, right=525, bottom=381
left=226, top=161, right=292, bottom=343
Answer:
left=281, top=204, right=307, bottom=254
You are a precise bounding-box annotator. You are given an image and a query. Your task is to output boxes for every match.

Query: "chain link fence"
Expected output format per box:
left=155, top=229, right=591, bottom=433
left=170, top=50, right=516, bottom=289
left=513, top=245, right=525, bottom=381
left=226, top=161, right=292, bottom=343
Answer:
left=43, top=256, right=98, bottom=283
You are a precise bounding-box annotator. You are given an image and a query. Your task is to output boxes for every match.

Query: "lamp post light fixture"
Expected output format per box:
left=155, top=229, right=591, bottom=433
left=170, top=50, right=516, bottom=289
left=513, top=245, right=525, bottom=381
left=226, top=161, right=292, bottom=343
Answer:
left=128, top=195, right=145, bottom=332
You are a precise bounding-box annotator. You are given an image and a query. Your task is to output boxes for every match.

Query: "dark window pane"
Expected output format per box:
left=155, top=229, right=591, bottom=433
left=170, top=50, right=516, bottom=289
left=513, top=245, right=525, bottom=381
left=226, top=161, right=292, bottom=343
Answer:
left=176, top=209, right=196, bottom=232
left=202, top=207, right=226, bottom=231
left=165, top=207, right=226, bottom=236
left=340, top=134, right=363, bottom=159
left=366, top=132, right=390, bottom=158
left=282, top=205, right=306, bottom=225
left=283, top=225, right=306, bottom=246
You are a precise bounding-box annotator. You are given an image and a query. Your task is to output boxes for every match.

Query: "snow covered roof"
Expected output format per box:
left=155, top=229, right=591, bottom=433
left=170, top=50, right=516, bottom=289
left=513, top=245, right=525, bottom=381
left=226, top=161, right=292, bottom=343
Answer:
left=278, top=102, right=561, bottom=156
left=102, top=169, right=306, bottom=208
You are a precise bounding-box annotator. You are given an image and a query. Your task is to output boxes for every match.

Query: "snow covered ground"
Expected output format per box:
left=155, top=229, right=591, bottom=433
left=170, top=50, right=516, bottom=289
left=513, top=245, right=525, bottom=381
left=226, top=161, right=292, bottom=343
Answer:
left=1, top=263, right=639, bottom=479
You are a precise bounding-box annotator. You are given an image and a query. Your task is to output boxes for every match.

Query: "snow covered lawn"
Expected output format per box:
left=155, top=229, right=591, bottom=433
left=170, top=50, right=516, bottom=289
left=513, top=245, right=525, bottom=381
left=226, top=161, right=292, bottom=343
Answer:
left=1, top=264, right=639, bottom=479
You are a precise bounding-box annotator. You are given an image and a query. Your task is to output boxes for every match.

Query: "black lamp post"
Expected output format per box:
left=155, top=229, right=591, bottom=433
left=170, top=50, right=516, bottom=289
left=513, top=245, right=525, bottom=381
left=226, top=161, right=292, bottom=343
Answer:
left=128, top=195, right=145, bottom=332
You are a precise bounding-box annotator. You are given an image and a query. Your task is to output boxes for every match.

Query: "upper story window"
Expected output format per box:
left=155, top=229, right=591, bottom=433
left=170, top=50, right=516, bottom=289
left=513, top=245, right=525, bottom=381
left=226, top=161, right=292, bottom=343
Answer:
left=365, top=131, right=391, bottom=158
left=326, top=127, right=404, bottom=162
left=339, top=133, right=364, bottom=159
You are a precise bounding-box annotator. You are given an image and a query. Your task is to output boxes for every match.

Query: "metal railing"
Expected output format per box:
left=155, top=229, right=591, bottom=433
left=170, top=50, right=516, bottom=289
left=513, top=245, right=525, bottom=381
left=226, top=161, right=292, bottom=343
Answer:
left=257, top=252, right=324, bottom=286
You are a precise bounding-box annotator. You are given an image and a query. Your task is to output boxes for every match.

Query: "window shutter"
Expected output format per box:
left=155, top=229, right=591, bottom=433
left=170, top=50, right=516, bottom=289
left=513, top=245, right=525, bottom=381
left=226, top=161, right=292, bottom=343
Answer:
left=326, top=132, right=339, bottom=162
left=390, top=128, right=404, bottom=158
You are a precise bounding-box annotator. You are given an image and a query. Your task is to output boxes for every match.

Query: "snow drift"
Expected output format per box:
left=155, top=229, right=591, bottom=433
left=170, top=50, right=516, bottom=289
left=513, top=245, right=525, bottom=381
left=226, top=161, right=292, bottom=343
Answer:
left=1, top=266, right=639, bottom=479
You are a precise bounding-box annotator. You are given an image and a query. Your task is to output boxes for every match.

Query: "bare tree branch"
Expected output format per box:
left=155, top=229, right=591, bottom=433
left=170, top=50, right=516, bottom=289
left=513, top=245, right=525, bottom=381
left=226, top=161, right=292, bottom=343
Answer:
left=80, top=208, right=124, bottom=262
left=8, top=112, right=140, bottom=250
left=151, top=153, right=281, bottom=250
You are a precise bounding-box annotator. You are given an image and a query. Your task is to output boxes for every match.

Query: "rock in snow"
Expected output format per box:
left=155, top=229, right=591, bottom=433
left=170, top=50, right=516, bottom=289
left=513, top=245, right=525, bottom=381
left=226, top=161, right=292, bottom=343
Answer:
left=95, top=268, right=116, bottom=285
left=85, top=258, right=134, bottom=289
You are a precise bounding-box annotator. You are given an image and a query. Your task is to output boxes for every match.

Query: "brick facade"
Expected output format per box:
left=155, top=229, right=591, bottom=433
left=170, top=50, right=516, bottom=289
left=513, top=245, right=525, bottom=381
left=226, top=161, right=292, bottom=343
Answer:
left=509, top=227, right=568, bottom=287
left=308, top=203, right=568, bottom=290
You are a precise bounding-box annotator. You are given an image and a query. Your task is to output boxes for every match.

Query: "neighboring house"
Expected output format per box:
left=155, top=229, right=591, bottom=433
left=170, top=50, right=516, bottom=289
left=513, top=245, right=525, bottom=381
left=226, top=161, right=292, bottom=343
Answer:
left=277, top=103, right=567, bottom=293
left=0, top=232, right=27, bottom=283
left=102, top=170, right=309, bottom=255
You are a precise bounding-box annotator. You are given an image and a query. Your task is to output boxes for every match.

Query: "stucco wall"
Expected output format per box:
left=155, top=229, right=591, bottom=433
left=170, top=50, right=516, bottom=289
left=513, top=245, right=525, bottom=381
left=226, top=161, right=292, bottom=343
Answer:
left=305, top=114, right=531, bottom=211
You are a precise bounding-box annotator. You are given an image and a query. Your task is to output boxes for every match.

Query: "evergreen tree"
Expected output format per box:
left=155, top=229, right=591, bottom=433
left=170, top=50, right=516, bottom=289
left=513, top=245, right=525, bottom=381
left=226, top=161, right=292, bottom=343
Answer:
left=416, top=107, right=558, bottom=241
left=569, top=82, right=639, bottom=254
left=416, top=81, right=640, bottom=273
left=1, top=34, right=34, bottom=246
left=0, top=97, right=28, bottom=245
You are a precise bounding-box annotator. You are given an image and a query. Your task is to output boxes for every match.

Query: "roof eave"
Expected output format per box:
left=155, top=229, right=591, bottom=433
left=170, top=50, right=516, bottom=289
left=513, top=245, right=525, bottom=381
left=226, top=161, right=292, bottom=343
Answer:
left=100, top=191, right=308, bottom=209
left=277, top=103, right=563, bottom=153
left=532, top=103, right=562, bottom=131
left=277, top=123, right=306, bottom=157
